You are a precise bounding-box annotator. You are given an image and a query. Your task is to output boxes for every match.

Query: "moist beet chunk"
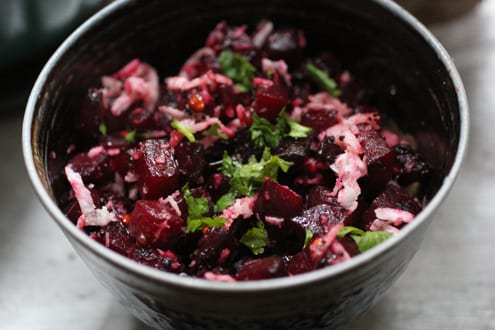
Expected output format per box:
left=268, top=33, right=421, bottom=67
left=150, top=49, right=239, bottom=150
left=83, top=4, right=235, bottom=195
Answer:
left=132, top=248, right=183, bottom=273
left=235, top=256, right=288, bottom=280
left=94, top=221, right=135, bottom=257
left=129, top=200, right=184, bottom=248
left=264, top=29, right=304, bottom=66
left=254, top=75, right=289, bottom=122
left=317, top=137, right=343, bottom=164
left=254, top=177, right=302, bottom=219
left=301, top=107, right=339, bottom=134
left=190, top=228, right=238, bottom=271
left=137, top=139, right=179, bottom=199
left=80, top=89, right=104, bottom=141
left=361, top=183, right=422, bottom=229
left=287, top=248, right=319, bottom=275
left=360, top=129, right=396, bottom=190
left=68, top=151, right=113, bottom=184
left=174, top=140, right=206, bottom=185
left=274, top=137, right=311, bottom=167
left=393, top=143, right=431, bottom=185
left=293, top=204, right=348, bottom=235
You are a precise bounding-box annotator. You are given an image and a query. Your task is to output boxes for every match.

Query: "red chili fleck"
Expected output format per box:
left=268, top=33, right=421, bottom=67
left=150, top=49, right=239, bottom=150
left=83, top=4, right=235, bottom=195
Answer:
left=188, top=94, right=205, bottom=112
left=122, top=214, right=132, bottom=225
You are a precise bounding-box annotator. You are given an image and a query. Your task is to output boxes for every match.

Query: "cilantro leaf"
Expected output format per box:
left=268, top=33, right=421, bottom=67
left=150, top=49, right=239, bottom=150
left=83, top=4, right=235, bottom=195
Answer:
left=171, top=119, right=196, bottom=142
left=182, top=185, right=209, bottom=219
left=250, top=111, right=311, bottom=149
left=221, top=149, right=292, bottom=196
left=306, top=63, right=341, bottom=97
left=303, top=228, right=314, bottom=249
left=204, top=124, right=228, bottom=140
left=287, top=120, right=312, bottom=138
left=186, top=217, right=228, bottom=233
left=240, top=221, right=268, bottom=255
left=338, top=226, right=392, bottom=252
left=355, top=231, right=393, bottom=252
left=98, top=122, right=107, bottom=136
left=124, top=129, right=137, bottom=143
left=219, top=50, right=256, bottom=93
left=214, top=191, right=237, bottom=213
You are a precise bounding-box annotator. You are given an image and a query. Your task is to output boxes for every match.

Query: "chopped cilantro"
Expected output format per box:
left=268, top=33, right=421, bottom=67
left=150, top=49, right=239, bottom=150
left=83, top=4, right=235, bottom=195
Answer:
left=219, top=50, right=256, bottom=93
left=98, top=122, right=107, bottom=136
left=287, top=120, right=312, bottom=138
left=182, top=185, right=209, bottom=219
left=240, top=221, right=268, bottom=255
left=186, top=217, right=227, bottom=233
left=250, top=111, right=312, bottom=149
left=124, top=129, right=137, bottom=143
left=221, top=148, right=292, bottom=196
left=306, top=63, right=341, bottom=97
left=171, top=119, right=196, bottom=142
left=204, top=124, right=228, bottom=140
left=303, top=228, right=314, bottom=249
left=214, top=192, right=237, bottom=213
left=338, top=226, right=393, bottom=252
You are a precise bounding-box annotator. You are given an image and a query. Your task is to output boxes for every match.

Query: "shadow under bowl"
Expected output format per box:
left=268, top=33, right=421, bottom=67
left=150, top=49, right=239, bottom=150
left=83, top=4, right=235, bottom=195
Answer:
left=22, top=0, right=468, bottom=329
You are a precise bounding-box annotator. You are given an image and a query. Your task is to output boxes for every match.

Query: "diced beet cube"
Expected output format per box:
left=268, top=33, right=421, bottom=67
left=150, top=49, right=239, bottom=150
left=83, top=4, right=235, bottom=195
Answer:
left=190, top=228, right=239, bottom=271
left=301, top=107, right=339, bottom=134
left=254, top=76, right=289, bottom=122
left=254, top=177, right=302, bottom=219
left=235, top=256, right=288, bottom=280
left=337, top=236, right=360, bottom=257
left=393, top=143, right=431, bottom=185
left=109, top=148, right=134, bottom=178
left=128, top=107, right=155, bottom=130
left=306, top=185, right=338, bottom=208
left=293, top=204, right=349, bottom=235
left=79, top=89, right=105, bottom=141
left=129, top=200, right=184, bottom=248
left=132, top=248, right=183, bottom=273
left=360, top=129, right=396, bottom=190
left=264, top=218, right=306, bottom=255
left=137, top=139, right=179, bottom=199
left=174, top=140, right=206, bottom=185
left=94, top=221, right=135, bottom=257
left=317, top=137, right=343, bottom=164
left=65, top=200, right=82, bottom=225
left=361, top=183, right=422, bottom=229
left=287, top=248, right=319, bottom=275
left=275, top=137, right=311, bottom=167
left=67, top=151, right=113, bottom=184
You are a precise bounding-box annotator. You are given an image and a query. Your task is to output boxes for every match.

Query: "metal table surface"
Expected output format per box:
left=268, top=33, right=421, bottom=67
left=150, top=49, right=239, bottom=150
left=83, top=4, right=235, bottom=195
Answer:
left=1, top=2, right=494, bottom=329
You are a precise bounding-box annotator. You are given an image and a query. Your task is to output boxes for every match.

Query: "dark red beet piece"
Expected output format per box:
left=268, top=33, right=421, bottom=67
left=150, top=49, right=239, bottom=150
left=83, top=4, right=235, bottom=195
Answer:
left=137, top=139, right=179, bottom=199
left=301, top=107, right=339, bottom=134
left=264, top=218, right=306, bottom=255
left=360, top=128, right=396, bottom=190
left=292, top=204, right=349, bottom=236
left=79, top=89, right=104, bottom=141
left=337, top=236, right=360, bottom=257
left=361, top=183, right=422, bottom=230
left=317, top=137, right=343, bottom=164
left=254, top=177, right=302, bottom=219
left=306, top=185, right=338, bottom=208
left=235, top=256, right=288, bottom=280
left=67, top=151, right=113, bottom=184
left=94, top=221, right=135, bottom=257
left=287, top=248, right=319, bottom=275
left=274, top=137, right=311, bottom=167
left=254, top=75, right=289, bottom=122
left=132, top=248, right=183, bottom=273
left=190, top=228, right=239, bottom=271
left=174, top=140, right=206, bottom=185
left=393, top=143, right=431, bottom=185
left=129, top=200, right=184, bottom=248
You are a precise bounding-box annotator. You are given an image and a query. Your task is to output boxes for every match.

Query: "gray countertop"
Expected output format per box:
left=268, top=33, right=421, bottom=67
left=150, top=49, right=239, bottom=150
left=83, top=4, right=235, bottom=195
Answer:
left=1, top=2, right=495, bottom=329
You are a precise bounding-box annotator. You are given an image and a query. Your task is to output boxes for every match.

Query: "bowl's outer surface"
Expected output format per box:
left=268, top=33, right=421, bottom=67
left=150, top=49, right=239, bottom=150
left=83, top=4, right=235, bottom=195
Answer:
left=23, top=0, right=468, bottom=329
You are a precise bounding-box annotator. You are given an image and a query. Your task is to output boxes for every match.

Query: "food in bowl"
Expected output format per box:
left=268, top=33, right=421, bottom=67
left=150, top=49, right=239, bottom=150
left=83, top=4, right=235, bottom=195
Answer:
left=62, top=20, right=432, bottom=281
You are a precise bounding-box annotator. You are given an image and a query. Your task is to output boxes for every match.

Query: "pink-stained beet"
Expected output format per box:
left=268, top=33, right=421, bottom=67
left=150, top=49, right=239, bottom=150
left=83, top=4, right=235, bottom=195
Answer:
left=235, top=256, right=288, bottom=280
left=254, top=177, right=303, bottom=219
left=136, top=139, right=180, bottom=200
left=129, top=199, right=184, bottom=248
left=254, top=75, right=289, bottom=122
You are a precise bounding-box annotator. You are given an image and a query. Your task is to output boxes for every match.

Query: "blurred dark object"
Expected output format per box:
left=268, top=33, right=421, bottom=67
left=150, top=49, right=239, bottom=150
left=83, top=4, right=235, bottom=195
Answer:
left=395, top=0, right=480, bottom=24
left=0, top=0, right=106, bottom=115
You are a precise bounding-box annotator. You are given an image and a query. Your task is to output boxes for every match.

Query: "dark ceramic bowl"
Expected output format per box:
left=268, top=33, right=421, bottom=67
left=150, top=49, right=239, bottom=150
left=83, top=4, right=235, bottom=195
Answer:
left=22, top=0, right=468, bottom=329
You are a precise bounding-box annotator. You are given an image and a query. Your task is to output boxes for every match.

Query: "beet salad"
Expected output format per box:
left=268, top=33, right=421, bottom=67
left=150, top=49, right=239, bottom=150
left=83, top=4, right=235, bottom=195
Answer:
left=62, top=20, right=431, bottom=281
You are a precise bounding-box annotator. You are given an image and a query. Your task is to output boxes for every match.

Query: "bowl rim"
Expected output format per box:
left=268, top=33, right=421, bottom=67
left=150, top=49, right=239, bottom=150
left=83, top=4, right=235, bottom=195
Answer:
left=22, top=0, right=469, bottom=293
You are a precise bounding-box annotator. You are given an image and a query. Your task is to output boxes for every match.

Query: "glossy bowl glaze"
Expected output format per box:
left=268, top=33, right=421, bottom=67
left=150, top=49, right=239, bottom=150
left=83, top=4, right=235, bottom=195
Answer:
left=22, top=0, right=468, bottom=329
